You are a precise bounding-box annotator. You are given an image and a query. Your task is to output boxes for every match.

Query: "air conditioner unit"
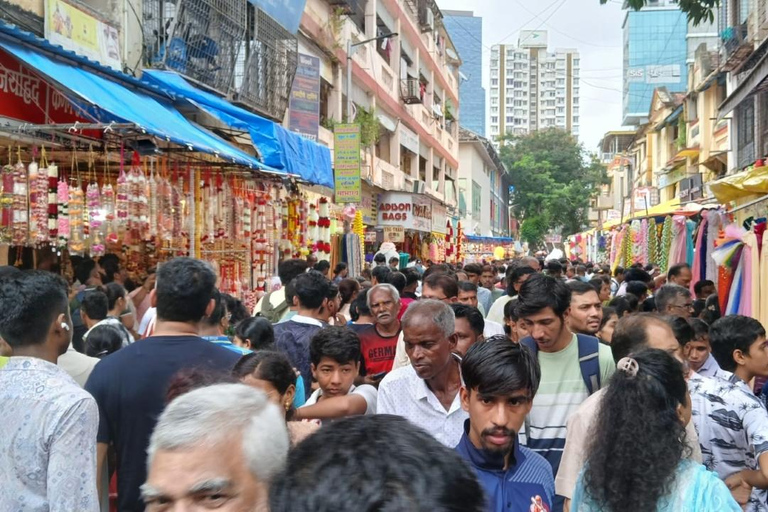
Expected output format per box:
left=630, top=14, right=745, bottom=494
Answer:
left=412, top=179, right=426, bottom=194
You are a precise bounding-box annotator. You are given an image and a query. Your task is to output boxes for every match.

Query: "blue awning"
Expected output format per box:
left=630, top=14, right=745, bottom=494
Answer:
left=142, top=70, right=334, bottom=188
left=0, top=39, right=278, bottom=172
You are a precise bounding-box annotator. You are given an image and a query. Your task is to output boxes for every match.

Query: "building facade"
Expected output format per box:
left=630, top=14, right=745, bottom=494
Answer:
left=458, top=128, right=510, bottom=237
left=489, top=30, right=580, bottom=141
left=622, top=1, right=688, bottom=126
left=443, top=10, right=486, bottom=136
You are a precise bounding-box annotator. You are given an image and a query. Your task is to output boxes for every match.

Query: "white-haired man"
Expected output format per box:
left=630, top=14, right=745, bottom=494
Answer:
left=356, top=284, right=403, bottom=384
left=142, top=384, right=289, bottom=512
left=377, top=300, right=467, bottom=448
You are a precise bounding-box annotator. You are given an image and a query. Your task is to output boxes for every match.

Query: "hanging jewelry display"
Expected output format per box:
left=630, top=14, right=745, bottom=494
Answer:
left=11, top=147, right=28, bottom=247
left=1, top=149, right=14, bottom=244
left=30, top=149, right=49, bottom=245
left=46, top=148, right=59, bottom=243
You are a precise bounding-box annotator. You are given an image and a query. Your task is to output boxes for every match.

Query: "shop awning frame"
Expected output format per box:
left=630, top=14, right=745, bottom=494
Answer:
left=719, top=45, right=768, bottom=118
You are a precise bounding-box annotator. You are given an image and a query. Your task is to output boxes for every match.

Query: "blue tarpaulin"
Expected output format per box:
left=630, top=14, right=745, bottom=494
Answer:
left=0, top=40, right=275, bottom=171
left=142, top=70, right=334, bottom=188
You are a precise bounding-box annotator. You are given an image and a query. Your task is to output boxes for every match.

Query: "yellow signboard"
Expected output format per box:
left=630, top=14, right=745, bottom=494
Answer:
left=45, top=0, right=122, bottom=70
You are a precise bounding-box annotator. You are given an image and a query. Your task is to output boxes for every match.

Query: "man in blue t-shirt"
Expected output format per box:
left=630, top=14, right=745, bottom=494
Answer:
left=456, top=336, right=555, bottom=512
left=85, top=258, right=241, bottom=511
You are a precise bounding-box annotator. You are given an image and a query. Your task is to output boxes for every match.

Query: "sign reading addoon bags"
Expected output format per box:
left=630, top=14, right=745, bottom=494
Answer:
left=378, top=192, right=431, bottom=232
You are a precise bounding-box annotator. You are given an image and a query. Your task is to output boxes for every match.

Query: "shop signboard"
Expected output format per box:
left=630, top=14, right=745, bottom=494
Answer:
left=432, top=201, right=447, bottom=234
left=383, top=226, right=405, bottom=243
left=288, top=54, right=320, bottom=141
left=632, top=187, right=655, bottom=213
left=364, top=230, right=378, bottom=243
left=658, top=167, right=686, bottom=189
left=360, top=189, right=376, bottom=225
left=606, top=209, right=621, bottom=222
left=334, top=124, right=361, bottom=203
left=45, top=0, right=121, bottom=71
left=0, top=50, right=91, bottom=127
left=378, top=191, right=431, bottom=232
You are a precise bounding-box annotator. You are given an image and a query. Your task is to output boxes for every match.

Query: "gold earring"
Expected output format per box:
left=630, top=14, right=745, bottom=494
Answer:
left=284, top=402, right=291, bottom=411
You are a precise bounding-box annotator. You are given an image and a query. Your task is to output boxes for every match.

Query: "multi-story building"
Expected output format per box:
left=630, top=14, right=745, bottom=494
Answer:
left=443, top=10, right=486, bottom=136
left=458, top=128, right=510, bottom=236
left=489, top=31, right=580, bottom=141
left=622, top=0, right=689, bottom=126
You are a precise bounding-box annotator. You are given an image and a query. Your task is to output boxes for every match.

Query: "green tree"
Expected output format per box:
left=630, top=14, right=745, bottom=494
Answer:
left=602, top=0, right=719, bottom=25
left=499, top=129, right=608, bottom=247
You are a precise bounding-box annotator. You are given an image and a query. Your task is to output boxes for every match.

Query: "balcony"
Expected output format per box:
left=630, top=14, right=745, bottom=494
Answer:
left=401, top=78, right=423, bottom=104
left=721, top=23, right=753, bottom=71
left=375, top=53, right=398, bottom=100
left=327, top=0, right=364, bottom=16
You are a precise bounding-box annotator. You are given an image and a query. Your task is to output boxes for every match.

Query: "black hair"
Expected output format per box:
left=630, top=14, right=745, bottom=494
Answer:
left=235, top=317, right=275, bottom=351
left=81, top=290, right=109, bottom=321
left=457, top=281, right=478, bottom=293
left=0, top=271, right=69, bottom=348
left=333, top=262, right=347, bottom=275
left=314, top=260, right=331, bottom=274
left=223, top=294, right=250, bottom=326
left=517, top=273, right=570, bottom=318
left=693, top=279, right=715, bottom=296
left=156, top=257, right=217, bottom=323
left=166, top=368, right=238, bottom=404
left=284, top=279, right=297, bottom=308
left=625, top=281, right=649, bottom=298
left=309, top=326, right=361, bottom=367
left=233, top=351, right=297, bottom=396
left=104, top=282, right=127, bottom=312
left=663, top=315, right=694, bottom=347
left=506, top=265, right=536, bottom=296
left=546, top=260, right=563, bottom=274
left=294, top=271, right=332, bottom=310
left=503, top=299, right=519, bottom=322
left=402, top=267, right=420, bottom=288
left=599, top=307, right=617, bottom=331
left=269, top=415, right=484, bottom=512
left=0, top=265, right=21, bottom=279
left=389, top=256, right=400, bottom=264
left=100, top=254, right=121, bottom=283
left=278, top=258, right=309, bottom=285
left=350, top=288, right=371, bottom=321
left=614, top=293, right=639, bottom=315
left=463, top=263, right=483, bottom=276
left=642, top=297, right=656, bottom=313
left=387, top=272, right=406, bottom=294
left=583, top=349, right=688, bottom=512
left=373, top=253, right=386, bottom=263
left=710, top=315, right=767, bottom=372
left=202, top=288, right=226, bottom=327
left=85, top=323, right=124, bottom=358
left=700, top=294, right=722, bottom=325
left=424, top=273, right=459, bottom=299
left=568, top=280, right=599, bottom=297
left=338, top=278, right=361, bottom=307
left=371, top=265, right=392, bottom=284
left=667, top=263, right=691, bottom=279
left=588, top=278, right=604, bottom=295
left=422, top=263, right=453, bottom=281
left=450, top=304, right=484, bottom=337
left=623, top=267, right=652, bottom=284
left=462, top=335, right=540, bottom=398
left=75, top=259, right=98, bottom=285
left=687, top=318, right=710, bottom=341
left=326, top=283, right=339, bottom=301
left=610, top=313, right=669, bottom=362
left=614, top=266, right=625, bottom=277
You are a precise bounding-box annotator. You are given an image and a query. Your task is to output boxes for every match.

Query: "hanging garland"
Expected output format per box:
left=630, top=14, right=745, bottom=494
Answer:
left=11, top=150, right=28, bottom=247
left=659, top=216, right=674, bottom=272
left=316, top=197, right=331, bottom=260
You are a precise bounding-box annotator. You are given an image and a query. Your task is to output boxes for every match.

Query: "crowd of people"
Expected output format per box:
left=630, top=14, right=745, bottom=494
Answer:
left=0, top=252, right=766, bottom=512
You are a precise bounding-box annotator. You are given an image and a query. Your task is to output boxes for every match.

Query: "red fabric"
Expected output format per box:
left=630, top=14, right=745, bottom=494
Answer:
left=398, top=298, right=415, bottom=320
left=358, top=325, right=400, bottom=375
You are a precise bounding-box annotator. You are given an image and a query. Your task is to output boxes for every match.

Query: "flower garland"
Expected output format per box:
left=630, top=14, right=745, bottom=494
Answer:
left=253, top=197, right=268, bottom=290
left=86, top=181, right=105, bottom=256
left=68, top=182, right=85, bottom=255
left=47, top=154, right=58, bottom=243
left=315, top=197, right=332, bottom=259
left=11, top=155, right=28, bottom=246
left=116, top=162, right=129, bottom=243
left=103, top=183, right=117, bottom=246
left=148, top=168, right=158, bottom=240
left=57, top=179, right=69, bottom=248
left=30, top=157, right=49, bottom=245
left=1, top=161, right=14, bottom=244
left=352, top=209, right=364, bottom=262
left=659, top=216, right=674, bottom=272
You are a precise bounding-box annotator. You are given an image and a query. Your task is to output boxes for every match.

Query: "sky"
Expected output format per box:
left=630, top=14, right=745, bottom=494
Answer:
left=437, top=0, right=627, bottom=153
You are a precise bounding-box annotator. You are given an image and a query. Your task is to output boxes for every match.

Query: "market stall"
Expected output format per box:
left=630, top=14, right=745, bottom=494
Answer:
left=462, top=235, right=521, bottom=263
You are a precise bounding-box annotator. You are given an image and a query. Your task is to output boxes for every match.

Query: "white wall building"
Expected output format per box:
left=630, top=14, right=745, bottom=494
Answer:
left=489, top=30, right=580, bottom=140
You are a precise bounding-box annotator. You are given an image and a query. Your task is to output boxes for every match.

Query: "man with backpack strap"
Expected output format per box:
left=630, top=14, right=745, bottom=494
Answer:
left=253, top=259, right=309, bottom=323
left=516, top=274, right=615, bottom=512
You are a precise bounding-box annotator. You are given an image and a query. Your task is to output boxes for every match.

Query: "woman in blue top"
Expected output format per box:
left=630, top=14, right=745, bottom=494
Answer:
left=572, top=348, right=740, bottom=512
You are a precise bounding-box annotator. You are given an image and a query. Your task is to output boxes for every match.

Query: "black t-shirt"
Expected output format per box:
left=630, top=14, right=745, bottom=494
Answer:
left=85, top=335, right=241, bottom=511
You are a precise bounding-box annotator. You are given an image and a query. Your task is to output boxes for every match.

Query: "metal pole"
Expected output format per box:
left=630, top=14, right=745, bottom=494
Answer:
left=346, top=39, right=352, bottom=123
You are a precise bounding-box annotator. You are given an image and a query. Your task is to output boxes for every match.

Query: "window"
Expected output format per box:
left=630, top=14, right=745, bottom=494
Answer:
left=491, top=116, right=498, bottom=123
left=491, top=98, right=498, bottom=105
left=506, top=116, right=514, bottom=123
left=472, top=181, right=482, bottom=217
left=491, top=79, right=498, bottom=86
left=507, top=78, right=514, bottom=86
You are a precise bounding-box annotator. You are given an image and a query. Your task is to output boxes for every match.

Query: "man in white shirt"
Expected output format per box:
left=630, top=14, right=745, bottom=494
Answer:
left=377, top=300, right=467, bottom=447
left=0, top=271, right=99, bottom=511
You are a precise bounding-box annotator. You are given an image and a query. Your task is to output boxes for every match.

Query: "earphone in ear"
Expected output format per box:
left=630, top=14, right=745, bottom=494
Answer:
left=61, top=322, right=70, bottom=332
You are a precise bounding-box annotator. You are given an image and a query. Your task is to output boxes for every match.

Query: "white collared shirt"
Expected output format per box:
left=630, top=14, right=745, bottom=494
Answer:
left=376, top=364, right=467, bottom=447
left=290, top=314, right=325, bottom=328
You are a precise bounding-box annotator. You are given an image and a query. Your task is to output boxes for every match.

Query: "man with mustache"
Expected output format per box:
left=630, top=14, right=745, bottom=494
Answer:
left=357, top=284, right=403, bottom=384
left=456, top=336, right=554, bottom=512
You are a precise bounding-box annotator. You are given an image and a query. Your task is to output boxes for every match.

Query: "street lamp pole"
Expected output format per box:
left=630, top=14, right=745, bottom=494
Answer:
left=346, top=33, right=398, bottom=123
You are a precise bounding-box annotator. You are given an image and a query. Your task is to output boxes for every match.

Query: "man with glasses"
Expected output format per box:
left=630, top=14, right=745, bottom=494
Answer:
left=655, top=284, right=695, bottom=319
left=357, top=284, right=403, bottom=383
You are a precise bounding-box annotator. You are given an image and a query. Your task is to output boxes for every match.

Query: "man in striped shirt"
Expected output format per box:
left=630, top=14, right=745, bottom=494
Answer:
left=516, top=274, right=615, bottom=512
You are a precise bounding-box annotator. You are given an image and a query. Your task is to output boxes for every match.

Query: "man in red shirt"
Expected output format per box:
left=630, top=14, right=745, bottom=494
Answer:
left=357, top=284, right=402, bottom=382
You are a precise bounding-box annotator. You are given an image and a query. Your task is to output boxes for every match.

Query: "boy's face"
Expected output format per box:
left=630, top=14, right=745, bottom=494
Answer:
left=311, top=356, right=359, bottom=398
left=740, top=335, right=768, bottom=378
left=685, top=337, right=711, bottom=373
left=481, top=271, right=495, bottom=289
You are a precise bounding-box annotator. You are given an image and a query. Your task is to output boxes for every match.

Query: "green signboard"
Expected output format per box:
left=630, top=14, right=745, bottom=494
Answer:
left=334, top=124, right=361, bottom=203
